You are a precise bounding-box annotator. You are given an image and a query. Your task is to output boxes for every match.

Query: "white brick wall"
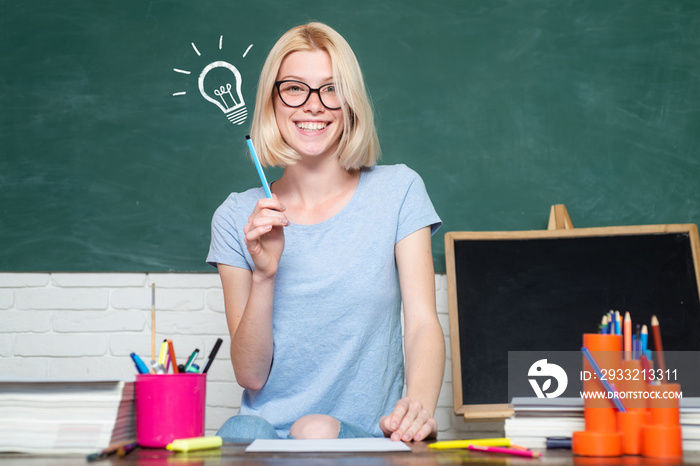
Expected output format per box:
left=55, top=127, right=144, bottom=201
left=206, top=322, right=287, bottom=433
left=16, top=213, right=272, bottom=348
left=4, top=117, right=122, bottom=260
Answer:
left=0, top=272, right=502, bottom=440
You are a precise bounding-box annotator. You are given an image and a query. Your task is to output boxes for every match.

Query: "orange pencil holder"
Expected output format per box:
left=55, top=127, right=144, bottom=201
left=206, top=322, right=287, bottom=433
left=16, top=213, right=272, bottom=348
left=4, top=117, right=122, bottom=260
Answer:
left=616, top=359, right=649, bottom=456
left=641, top=383, right=682, bottom=460
left=572, top=334, right=623, bottom=457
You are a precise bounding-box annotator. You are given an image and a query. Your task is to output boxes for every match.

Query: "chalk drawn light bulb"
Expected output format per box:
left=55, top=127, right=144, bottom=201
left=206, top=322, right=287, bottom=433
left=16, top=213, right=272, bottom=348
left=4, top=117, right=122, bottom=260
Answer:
left=198, top=60, right=247, bottom=125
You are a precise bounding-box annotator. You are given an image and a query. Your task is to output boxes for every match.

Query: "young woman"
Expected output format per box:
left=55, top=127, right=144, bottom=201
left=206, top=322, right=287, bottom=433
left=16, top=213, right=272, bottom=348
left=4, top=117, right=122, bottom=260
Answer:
left=207, top=22, right=444, bottom=442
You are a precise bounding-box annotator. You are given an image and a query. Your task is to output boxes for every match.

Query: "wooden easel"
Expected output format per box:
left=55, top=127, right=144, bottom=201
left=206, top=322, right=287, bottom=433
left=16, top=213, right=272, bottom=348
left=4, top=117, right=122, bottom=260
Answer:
left=548, top=204, right=574, bottom=230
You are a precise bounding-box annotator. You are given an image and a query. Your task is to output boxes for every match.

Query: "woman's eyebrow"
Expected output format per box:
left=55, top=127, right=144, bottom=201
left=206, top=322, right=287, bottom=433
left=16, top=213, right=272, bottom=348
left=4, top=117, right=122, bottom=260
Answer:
left=278, top=75, right=334, bottom=83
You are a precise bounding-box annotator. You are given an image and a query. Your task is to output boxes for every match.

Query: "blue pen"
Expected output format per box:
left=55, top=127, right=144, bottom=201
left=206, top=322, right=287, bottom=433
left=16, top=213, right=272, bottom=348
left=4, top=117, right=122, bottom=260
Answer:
left=246, top=135, right=273, bottom=198
left=581, top=347, right=626, bottom=412
left=130, top=352, right=150, bottom=374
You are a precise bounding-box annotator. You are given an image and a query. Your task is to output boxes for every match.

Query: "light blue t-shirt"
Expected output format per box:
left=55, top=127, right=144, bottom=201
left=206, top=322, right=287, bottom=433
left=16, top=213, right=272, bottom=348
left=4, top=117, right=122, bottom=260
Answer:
left=206, top=164, right=441, bottom=437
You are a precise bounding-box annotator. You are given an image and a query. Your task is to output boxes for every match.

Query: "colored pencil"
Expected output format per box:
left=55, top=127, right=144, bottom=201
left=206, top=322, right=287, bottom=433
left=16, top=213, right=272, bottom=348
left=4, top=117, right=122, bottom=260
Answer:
left=641, top=354, right=651, bottom=375
left=640, top=324, right=648, bottom=354
left=468, top=445, right=542, bottom=458
left=651, top=315, right=666, bottom=381
left=624, top=312, right=632, bottom=359
left=582, top=347, right=626, bottom=412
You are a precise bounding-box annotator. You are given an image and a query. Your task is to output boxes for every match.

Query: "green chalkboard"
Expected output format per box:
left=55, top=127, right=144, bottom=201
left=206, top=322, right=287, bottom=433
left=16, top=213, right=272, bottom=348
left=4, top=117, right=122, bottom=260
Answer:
left=1, top=1, right=699, bottom=272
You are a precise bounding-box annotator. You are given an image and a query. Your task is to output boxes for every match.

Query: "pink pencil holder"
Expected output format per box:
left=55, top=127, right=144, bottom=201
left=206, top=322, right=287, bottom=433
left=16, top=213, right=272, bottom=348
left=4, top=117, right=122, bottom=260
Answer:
left=136, top=373, right=206, bottom=448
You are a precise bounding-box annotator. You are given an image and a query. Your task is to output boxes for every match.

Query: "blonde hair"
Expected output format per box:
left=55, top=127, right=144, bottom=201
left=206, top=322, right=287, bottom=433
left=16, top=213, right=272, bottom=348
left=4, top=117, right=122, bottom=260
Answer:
left=250, top=22, right=380, bottom=170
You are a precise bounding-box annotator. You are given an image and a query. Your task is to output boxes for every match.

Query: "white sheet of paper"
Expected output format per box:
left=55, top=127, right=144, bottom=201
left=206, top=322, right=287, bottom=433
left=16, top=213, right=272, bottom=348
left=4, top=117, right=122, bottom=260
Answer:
left=245, top=438, right=411, bottom=453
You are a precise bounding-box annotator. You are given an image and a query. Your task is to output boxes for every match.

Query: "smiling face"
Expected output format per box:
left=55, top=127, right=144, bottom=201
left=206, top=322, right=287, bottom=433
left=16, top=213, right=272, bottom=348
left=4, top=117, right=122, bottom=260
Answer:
left=274, top=49, right=344, bottom=162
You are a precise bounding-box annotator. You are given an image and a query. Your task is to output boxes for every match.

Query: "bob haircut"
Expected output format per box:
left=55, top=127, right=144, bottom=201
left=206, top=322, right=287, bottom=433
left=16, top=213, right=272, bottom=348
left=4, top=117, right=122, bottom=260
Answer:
left=250, top=22, right=380, bottom=170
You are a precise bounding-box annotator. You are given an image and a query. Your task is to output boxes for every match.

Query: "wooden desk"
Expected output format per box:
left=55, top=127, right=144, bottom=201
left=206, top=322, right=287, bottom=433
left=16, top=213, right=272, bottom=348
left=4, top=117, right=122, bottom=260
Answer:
left=1, top=443, right=699, bottom=465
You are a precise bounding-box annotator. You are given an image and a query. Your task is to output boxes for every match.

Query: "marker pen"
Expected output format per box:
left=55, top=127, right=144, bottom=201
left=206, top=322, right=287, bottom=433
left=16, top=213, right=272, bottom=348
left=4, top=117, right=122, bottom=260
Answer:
left=184, top=348, right=200, bottom=372
left=246, top=135, right=273, bottom=198
left=130, top=352, right=150, bottom=374
left=202, top=338, right=223, bottom=374
left=166, top=436, right=222, bottom=452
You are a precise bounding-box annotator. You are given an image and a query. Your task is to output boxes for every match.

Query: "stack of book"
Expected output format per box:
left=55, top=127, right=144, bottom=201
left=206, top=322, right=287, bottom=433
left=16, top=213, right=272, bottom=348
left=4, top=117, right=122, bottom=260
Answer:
left=683, top=400, right=700, bottom=452
left=0, top=379, right=135, bottom=454
left=505, top=397, right=700, bottom=451
left=505, top=397, right=584, bottom=449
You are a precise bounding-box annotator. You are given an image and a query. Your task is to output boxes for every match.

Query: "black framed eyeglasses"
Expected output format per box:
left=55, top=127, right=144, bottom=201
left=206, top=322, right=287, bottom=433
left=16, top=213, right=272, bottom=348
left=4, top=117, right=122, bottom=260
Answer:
left=274, top=80, right=341, bottom=110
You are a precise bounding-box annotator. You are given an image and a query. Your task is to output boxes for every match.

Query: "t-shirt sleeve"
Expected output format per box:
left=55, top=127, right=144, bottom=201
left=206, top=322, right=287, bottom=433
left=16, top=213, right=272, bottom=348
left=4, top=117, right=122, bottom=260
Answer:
left=206, top=197, right=251, bottom=270
left=395, top=167, right=442, bottom=244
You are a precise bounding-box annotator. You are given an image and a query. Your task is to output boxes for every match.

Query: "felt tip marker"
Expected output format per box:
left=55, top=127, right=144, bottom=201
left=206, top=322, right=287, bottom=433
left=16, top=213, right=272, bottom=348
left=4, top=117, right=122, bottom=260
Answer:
left=86, top=440, right=134, bottom=462
left=202, top=338, right=223, bottom=374
left=117, top=442, right=138, bottom=458
left=167, top=339, right=179, bottom=373
left=157, top=339, right=168, bottom=366
left=246, top=135, right=273, bottom=198
left=184, top=348, right=200, bottom=372
left=130, top=352, right=150, bottom=374
left=428, top=438, right=511, bottom=450
left=166, top=436, right=223, bottom=452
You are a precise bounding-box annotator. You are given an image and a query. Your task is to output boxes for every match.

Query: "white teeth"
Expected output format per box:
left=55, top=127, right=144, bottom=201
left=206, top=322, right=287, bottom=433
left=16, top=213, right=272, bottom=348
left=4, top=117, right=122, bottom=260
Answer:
left=296, top=121, right=327, bottom=131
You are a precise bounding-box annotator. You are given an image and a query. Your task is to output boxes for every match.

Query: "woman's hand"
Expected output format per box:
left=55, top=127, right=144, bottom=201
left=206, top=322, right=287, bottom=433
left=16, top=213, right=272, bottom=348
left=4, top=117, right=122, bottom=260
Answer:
left=243, top=195, right=289, bottom=278
left=379, top=396, right=438, bottom=442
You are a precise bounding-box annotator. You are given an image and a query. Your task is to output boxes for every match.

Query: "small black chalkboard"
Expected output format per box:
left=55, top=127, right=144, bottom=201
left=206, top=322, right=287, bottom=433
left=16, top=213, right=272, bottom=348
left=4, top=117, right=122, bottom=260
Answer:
left=445, top=220, right=700, bottom=419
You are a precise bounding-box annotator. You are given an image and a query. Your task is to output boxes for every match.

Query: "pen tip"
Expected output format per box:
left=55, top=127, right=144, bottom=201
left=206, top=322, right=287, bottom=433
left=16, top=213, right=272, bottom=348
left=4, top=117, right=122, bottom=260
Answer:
left=245, top=135, right=251, bottom=140
left=651, top=315, right=659, bottom=326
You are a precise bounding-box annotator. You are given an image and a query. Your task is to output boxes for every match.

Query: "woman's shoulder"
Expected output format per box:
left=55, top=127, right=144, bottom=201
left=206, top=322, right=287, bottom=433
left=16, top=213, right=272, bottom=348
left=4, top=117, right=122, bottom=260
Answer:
left=362, top=164, right=426, bottom=194
left=212, top=187, right=265, bottom=222
left=363, top=164, right=422, bottom=184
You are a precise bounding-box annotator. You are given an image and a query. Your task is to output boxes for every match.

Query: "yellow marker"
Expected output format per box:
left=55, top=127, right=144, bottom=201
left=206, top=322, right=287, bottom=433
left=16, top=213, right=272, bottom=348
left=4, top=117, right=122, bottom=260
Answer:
left=157, top=339, right=168, bottom=366
left=428, top=437, right=511, bottom=450
left=166, top=436, right=222, bottom=452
